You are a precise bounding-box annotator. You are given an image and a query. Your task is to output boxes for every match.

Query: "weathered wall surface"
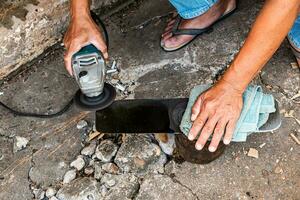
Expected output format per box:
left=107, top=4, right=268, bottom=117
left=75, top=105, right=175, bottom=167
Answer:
left=0, top=0, right=122, bottom=80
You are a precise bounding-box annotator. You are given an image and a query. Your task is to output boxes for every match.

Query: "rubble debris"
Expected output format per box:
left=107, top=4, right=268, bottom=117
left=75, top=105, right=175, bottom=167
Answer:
left=57, top=177, right=102, bottom=200
left=94, top=162, right=104, bottom=180
left=33, top=188, right=45, bottom=200
left=155, top=133, right=176, bottom=155
left=247, top=148, right=259, bottom=158
left=95, top=140, right=118, bottom=162
left=49, top=196, right=59, bottom=200
left=274, top=166, right=283, bottom=174
left=70, top=155, right=85, bottom=171
left=115, top=135, right=167, bottom=174
left=101, top=163, right=119, bottom=174
left=259, top=143, right=266, bottom=148
left=115, top=83, right=126, bottom=92
left=88, top=131, right=103, bottom=141
left=101, top=173, right=116, bottom=187
left=290, top=62, right=299, bottom=69
left=63, top=169, right=77, bottom=184
left=101, top=174, right=139, bottom=199
left=13, top=136, right=29, bottom=153
left=290, top=133, right=300, bottom=145
left=81, top=141, right=97, bottom=156
left=45, top=187, right=57, bottom=198
left=84, top=166, right=94, bottom=175
left=76, top=120, right=88, bottom=130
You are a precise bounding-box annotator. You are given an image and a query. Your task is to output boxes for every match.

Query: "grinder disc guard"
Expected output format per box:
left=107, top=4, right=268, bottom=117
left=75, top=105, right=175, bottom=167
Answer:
left=74, top=83, right=116, bottom=111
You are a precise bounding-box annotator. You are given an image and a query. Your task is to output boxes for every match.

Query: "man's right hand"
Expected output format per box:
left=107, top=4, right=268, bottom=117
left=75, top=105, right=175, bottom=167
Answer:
left=63, top=13, right=108, bottom=76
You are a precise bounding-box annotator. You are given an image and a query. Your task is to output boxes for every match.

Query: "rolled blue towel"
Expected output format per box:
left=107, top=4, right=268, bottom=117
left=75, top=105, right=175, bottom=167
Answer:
left=180, top=85, right=277, bottom=142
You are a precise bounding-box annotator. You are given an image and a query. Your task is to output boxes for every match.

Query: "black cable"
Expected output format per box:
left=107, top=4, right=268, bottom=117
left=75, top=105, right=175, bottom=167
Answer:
left=0, top=11, right=108, bottom=118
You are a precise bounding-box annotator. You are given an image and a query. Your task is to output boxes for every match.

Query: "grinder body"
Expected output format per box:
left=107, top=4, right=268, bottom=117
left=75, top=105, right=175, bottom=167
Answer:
left=72, top=44, right=116, bottom=111
left=72, top=44, right=106, bottom=97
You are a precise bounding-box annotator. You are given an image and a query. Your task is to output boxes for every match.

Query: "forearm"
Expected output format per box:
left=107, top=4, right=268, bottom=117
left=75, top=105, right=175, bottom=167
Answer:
left=221, top=0, right=300, bottom=92
left=70, top=0, right=91, bottom=19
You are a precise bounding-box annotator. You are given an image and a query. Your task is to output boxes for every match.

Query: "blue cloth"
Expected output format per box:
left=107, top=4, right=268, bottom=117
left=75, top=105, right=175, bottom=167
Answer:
left=288, top=14, right=300, bottom=49
left=179, top=85, right=276, bottom=142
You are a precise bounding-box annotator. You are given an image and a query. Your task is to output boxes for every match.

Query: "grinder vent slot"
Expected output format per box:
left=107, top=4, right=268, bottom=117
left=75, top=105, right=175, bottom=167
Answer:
left=79, top=57, right=97, bottom=66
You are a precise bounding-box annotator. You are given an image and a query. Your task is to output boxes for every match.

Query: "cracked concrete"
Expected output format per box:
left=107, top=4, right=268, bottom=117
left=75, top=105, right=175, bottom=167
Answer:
left=0, top=0, right=299, bottom=199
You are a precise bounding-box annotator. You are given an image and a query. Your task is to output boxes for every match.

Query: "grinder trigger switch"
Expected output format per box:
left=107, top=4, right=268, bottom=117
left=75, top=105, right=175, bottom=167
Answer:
left=72, top=44, right=116, bottom=111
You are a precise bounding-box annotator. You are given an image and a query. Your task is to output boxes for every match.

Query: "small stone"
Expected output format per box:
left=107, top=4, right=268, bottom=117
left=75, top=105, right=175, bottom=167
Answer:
left=81, top=142, right=97, bottom=156
left=70, top=155, right=85, bottom=171
left=274, top=166, right=283, bottom=174
left=84, top=167, right=94, bottom=175
left=101, top=163, right=119, bottom=174
left=45, top=187, right=57, bottom=198
left=101, top=174, right=116, bottom=187
left=259, top=143, right=266, bottom=148
left=247, top=148, right=259, bottom=158
left=94, top=162, right=104, bottom=180
left=49, top=197, right=59, bottom=200
left=290, top=62, right=299, bottom=69
left=95, top=140, right=118, bottom=162
left=33, top=188, right=45, bottom=200
left=77, top=120, right=88, bottom=129
left=0, top=154, right=3, bottom=161
left=63, top=169, right=76, bottom=184
left=13, top=136, right=29, bottom=153
left=100, top=185, right=108, bottom=197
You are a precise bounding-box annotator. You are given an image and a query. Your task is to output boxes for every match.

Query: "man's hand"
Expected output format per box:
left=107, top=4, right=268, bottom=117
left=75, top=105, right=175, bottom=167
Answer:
left=63, top=13, right=108, bottom=76
left=188, top=81, right=243, bottom=152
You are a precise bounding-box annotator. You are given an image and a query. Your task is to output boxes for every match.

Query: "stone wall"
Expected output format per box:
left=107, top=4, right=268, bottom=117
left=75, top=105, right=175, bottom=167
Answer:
left=0, top=0, right=124, bottom=80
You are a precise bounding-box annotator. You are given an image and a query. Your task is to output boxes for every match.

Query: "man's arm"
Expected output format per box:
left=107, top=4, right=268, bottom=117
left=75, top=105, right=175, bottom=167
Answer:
left=63, top=0, right=108, bottom=75
left=189, top=0, right=300, bottom=152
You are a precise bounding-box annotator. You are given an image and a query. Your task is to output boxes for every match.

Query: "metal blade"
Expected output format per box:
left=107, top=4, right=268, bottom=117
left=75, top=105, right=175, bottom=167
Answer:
left=95, top=98, right=188, bottom=133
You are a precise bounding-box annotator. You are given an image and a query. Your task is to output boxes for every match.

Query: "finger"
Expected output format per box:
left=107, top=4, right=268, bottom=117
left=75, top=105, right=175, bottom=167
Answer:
left=191, top=96, right=203, bottom=121
left=188, top=112, right=208, bottom=141
left=64, top=44, right=83, bottom=76
left=208, top=119, right=228, bottom=152
left=223, top=118, right=238, bottom=145
left=195, top=115, right=219, bottom=150
left=91, top=36, right=108, bottom=59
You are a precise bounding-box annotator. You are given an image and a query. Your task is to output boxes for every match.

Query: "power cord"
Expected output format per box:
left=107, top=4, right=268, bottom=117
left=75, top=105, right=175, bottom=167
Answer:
left=0, top=11, right=109, bottom=118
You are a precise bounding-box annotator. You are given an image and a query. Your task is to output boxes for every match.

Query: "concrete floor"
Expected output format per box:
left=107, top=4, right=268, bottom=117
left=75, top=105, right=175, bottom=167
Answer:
left=0, top=0, right=299, bottom=199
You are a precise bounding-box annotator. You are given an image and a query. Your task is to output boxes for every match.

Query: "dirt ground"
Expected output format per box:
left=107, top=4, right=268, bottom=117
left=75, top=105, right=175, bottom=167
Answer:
left=0, top=0, right=299, bottom=199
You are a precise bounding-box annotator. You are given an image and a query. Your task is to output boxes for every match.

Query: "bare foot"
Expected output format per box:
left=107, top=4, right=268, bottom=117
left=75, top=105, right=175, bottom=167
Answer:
left=161, top=0, right=236, bottom=50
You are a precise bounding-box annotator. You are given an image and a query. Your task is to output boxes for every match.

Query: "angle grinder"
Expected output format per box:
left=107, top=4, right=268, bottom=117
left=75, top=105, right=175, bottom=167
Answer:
left=72, top=44, right=116, bottom=111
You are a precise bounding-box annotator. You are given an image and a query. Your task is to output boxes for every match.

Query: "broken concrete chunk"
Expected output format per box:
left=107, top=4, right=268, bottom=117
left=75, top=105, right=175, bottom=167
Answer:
left=33, top=188, right=45, bottom=200
left=81, top=142, right=97, bottom=156
left=63, top=169, right=77, bottom=184
left=114, top=135, right=167, bottom=174
left=136, top=174, right=195, bottom=200
left=102, top=163, right=119, bottom=174
left=95, top=140, right=118, bottom=162
left=84, top=166, right=94, bottom=175
left=57, top=177, right=102, bottom=200
left=247, top=148, right=259, bottom=158
left=102, top=174, right=139, bottom=199
left=13, top=136, right=29, bottom=153
left=76, top=120, right=88, bottom=129
left=70, top=155, right=85, bottom=171
left=94, top=162, right=104, bottom=180
left=45, top=187, right=57, bottom=198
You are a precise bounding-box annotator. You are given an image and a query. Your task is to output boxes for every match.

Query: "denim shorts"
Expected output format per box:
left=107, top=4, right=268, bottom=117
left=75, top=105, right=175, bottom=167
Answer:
left=288, top=15, right=300, bottom=49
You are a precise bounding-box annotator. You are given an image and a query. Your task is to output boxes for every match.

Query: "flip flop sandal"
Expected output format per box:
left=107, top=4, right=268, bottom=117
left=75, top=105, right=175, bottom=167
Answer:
left=160, top=7, right=237, bottom=52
